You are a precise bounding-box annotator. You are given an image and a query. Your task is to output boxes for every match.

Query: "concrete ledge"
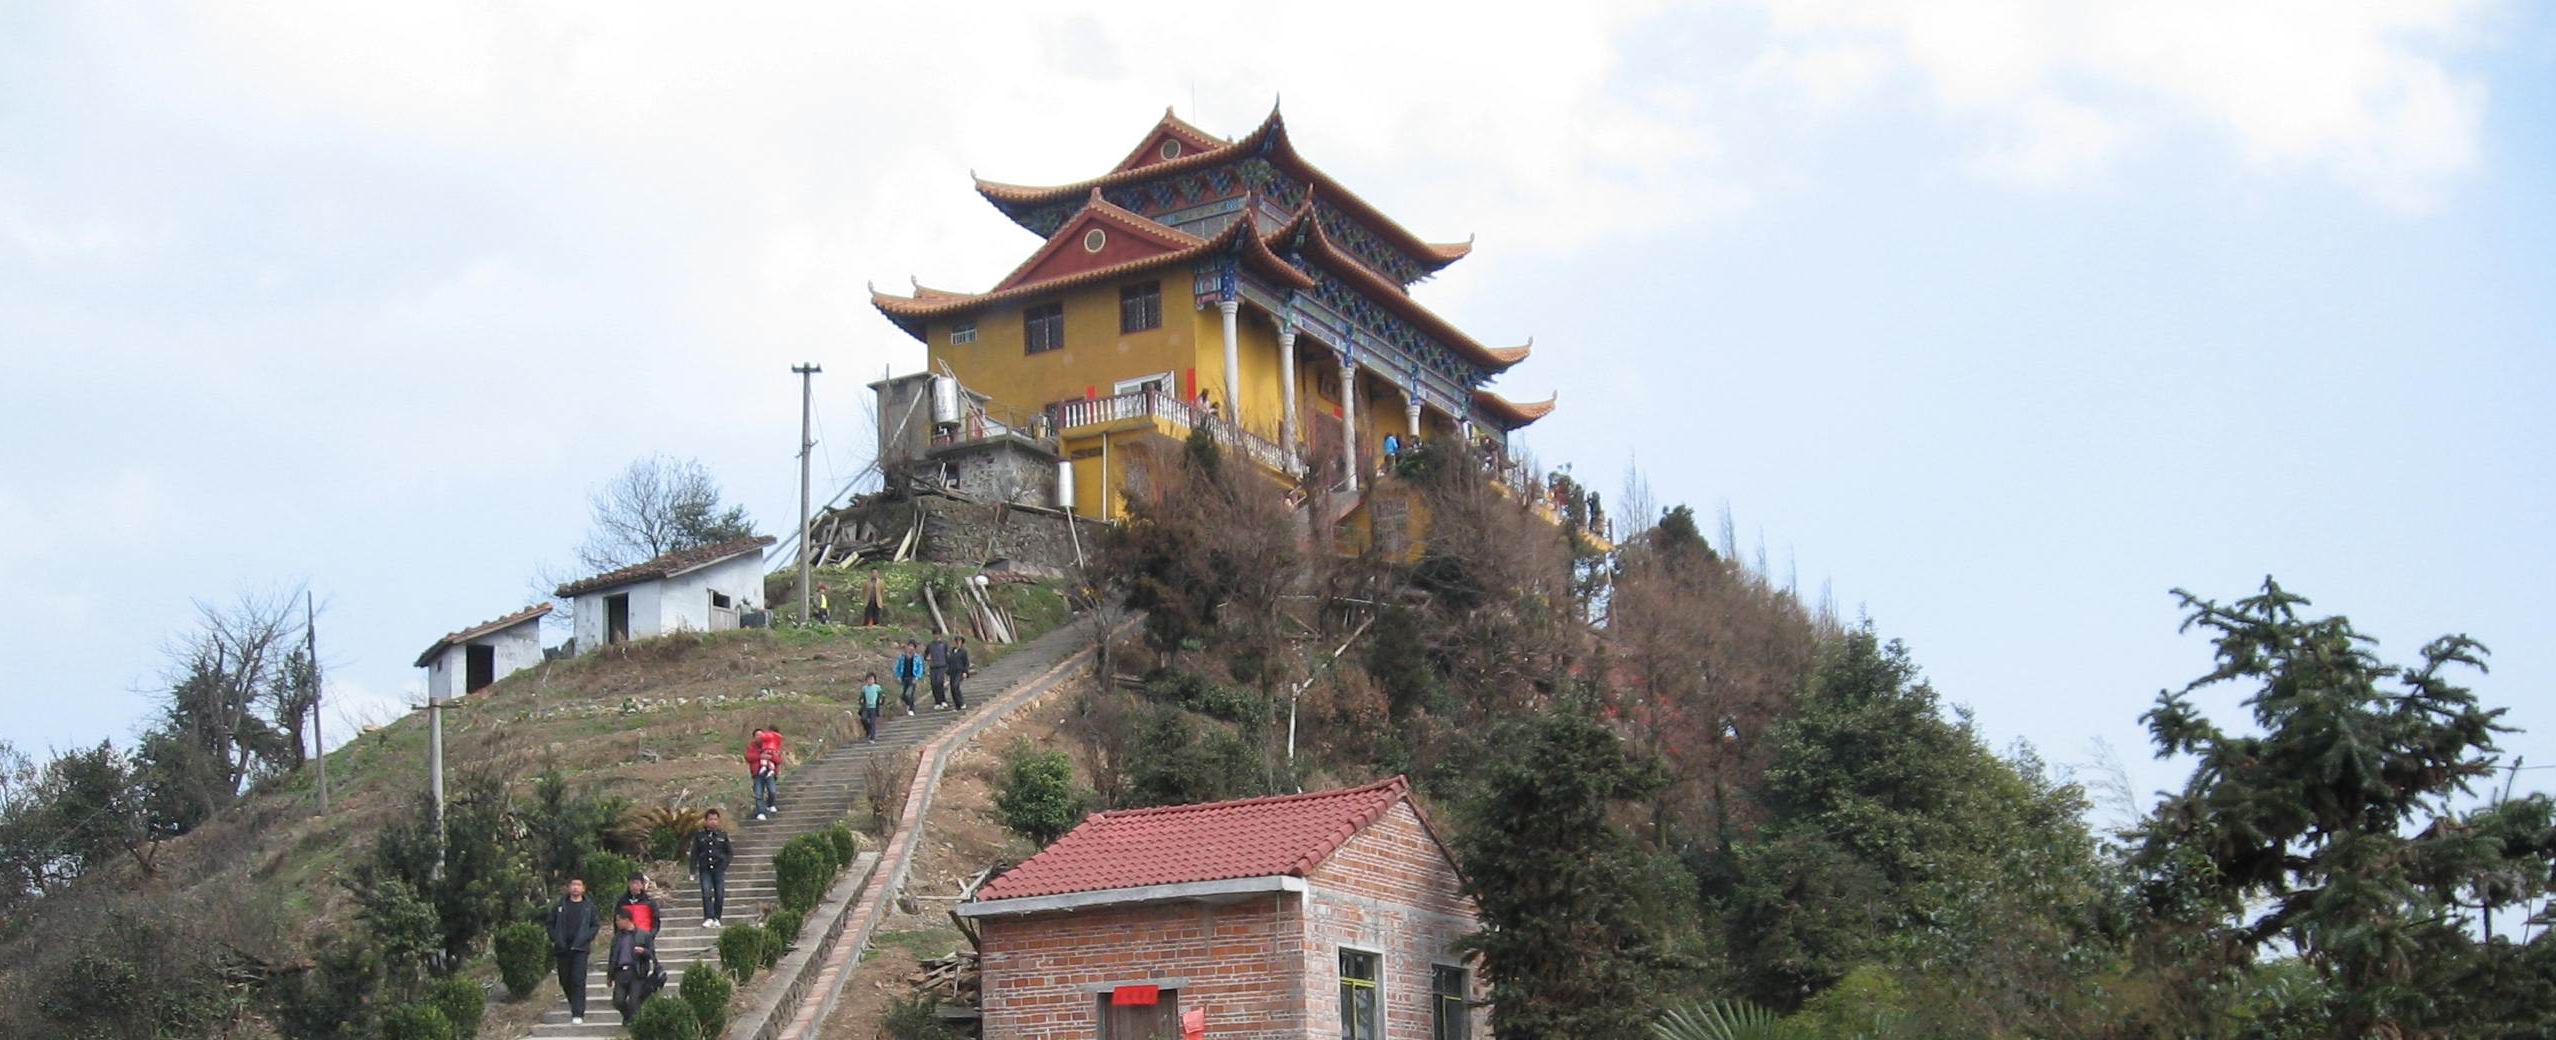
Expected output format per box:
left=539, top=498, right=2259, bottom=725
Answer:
left=773, top=615, right=1139, bottom=1040
left=727, top=849, right=881, bottom=1040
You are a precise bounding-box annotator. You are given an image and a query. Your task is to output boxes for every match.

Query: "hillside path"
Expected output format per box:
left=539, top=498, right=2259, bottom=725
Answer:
left=521, top=616, right=1107, bottom=1039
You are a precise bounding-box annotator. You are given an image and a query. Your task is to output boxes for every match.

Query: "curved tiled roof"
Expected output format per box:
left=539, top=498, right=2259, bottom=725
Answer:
left=1473, top=388, right=1556, bottom=429
left=986, top=190, right=1204, bottom=293
left=974, top=107, right=1471, bottom=280
left=413, top=603, right=551, bottom=667
left=871, top=199, right=1312, bottom=338
left=974, top=776, right=1414, bottom=902
left=1485, top=340, right=1532, bottom=366
left=553, top=535, right=774, bottom=599
left=1271, top=206, right=1527, bottom=374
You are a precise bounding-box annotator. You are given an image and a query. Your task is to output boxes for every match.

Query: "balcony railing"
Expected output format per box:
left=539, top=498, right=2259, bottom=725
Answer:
left=1050, top=389, right=1301, bottom=478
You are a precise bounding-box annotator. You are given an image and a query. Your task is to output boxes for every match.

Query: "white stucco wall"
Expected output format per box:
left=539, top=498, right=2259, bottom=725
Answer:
left=568, top=550, right=764, bottom=652
left=423, top=617, right=548, bottom=700
left=572, top=578, right=662, bottom=650
left=657, top=551, right=765, bottom=633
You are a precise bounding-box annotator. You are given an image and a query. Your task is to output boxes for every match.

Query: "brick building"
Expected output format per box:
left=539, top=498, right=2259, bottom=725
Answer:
left=957, top=776, right=1489, bottom=1040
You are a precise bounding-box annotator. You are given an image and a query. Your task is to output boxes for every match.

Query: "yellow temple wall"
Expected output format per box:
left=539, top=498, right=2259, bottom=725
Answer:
left=924, top=276, right=1199, bottom=419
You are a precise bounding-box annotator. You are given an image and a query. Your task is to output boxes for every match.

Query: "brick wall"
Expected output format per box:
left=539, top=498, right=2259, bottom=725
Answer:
left=979, top=894, right=1307, bottom=1040
left=1301, top=803, right=1490, bottom=1039
left=978, top=802, right=1489, bottom=1040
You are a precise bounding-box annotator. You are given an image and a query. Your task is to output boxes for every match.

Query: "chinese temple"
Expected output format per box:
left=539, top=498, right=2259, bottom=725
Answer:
left=869, top=105, right=1553, bottom=523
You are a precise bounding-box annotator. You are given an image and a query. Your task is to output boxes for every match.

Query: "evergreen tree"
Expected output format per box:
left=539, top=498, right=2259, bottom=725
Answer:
left=1451, top=709, right=1673, bottom=1040
left=2130, top=579, right=2556, bottom=1037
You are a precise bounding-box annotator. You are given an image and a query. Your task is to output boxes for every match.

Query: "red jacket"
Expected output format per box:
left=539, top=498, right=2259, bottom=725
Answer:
left=748, top=731, right=782, bottom=773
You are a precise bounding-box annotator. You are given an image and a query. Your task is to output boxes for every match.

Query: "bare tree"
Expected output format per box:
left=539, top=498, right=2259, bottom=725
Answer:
left=576, top=455, right=756, bottom=571
left=134, top=587, right=307, bottom=834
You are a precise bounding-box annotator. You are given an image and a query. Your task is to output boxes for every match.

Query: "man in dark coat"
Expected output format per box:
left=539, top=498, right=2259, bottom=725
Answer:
left=688, top=808, right=735, bottom=927
left=946, top=635, right=973, bottom=710
left=924, top=635, right=951, bottom=709
left=607, top=906, right=663, bottom=1022
left=547, top=878, right=601, bottom=1024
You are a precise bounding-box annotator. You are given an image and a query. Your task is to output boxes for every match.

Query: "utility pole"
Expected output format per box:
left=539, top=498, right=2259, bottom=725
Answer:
left=793, top=362, right=823, bottom=625
left=428, top=689, right=446, bottom=874
left=306, top=590, right=327, bottom=814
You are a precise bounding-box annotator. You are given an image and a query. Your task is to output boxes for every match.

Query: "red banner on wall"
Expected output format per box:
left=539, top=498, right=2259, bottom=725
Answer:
left=1110, top=984, right=1160, bottom=1006
left=1182, top=1007, right=1205, bottom=1039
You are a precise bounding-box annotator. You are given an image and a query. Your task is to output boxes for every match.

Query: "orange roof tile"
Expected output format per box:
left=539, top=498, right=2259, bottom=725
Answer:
left=1484, top=340, right=1532, bottom=366
left=975, top=777, right=1415, bottom=902
left=1473, top=388, right=1556, bottom=429
left=987, top=190, right=1204, bottom=293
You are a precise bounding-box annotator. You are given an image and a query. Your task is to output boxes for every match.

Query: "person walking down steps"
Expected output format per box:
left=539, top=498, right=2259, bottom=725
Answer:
left=688, top=808, right=734, bottom=928
left=858, top=671, right=884, bottom=742
left=894, top=639, right=926, bottom=716
left=547, top=877, right=601, bottom=1026
left=925, top=634, right=951, bottom=710
left=946, top=635, right=973, bottom=710
left=748, top=725, right=784, bottom=820
left=607, top=905, right=664, bottom=1023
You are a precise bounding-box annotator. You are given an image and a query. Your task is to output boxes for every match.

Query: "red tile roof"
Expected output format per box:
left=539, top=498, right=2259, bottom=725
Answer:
left=975, top=776, right=1414, bottom=902
left=871, top=203, right=1311, bottom=338
left=552, top=535, right=775, bottom=599
left=413, top=603, right=552, bottom=667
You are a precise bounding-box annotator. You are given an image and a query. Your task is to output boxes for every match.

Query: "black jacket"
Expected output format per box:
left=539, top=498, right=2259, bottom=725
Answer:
left=689, top=827, right=734, bottom=874
left=548, top=896, right=600, bottom=954
left=610, top=928, right=655, bottom=978
left=947, top=646, right=971, bottom=677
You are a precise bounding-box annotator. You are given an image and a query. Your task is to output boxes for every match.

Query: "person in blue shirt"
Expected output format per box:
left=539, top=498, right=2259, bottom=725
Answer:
left=858, top=672, right=885, bottom=742
left=893, top=640, right=927, bottom=716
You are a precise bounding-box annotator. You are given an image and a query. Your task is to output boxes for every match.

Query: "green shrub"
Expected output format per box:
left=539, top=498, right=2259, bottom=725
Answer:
left=765, top=907, right=804, bottom=951
left=492, top=922, right=548, bottom=1000
left=719, top=924, right=766, bottom=984
left=580, top=850, right=642, bottom=894
left=757, top=921, right=785, bottom=968
left=628, top=995, right=702, bottom=1040
left=1124, top=709, right=1261, bottom=808
left=647, top=824, right=683, bottom=862
left=678, top=962, right=734, bottom=1037
left=995, top=741, right=1086, bottom=845
left=824, top=822, right=860, bottom=868
left=1140, top=670, right=1265, bottom=723
left=881, top=992, right=960, bottom=1040
left=430, top=976, right=485, bottom=1038
left=379, top=1002, right=454, bottom=1040
left=774, top=834, right=834, bottom=912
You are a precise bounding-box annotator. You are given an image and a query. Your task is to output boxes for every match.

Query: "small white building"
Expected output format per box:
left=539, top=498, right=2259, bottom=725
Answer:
left=554, top=535, right=775, bottom=653
left=415, top=603, right=551, bottom=701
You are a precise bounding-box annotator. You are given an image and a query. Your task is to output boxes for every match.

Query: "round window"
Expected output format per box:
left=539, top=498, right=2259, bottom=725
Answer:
left=1083, top=228, right=1107, bottom=252
left=1158, top=138, right=1182, bottom=160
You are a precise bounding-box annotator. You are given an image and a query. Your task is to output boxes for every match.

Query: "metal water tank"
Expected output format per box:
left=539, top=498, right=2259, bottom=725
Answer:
left=1055, top=459, right=1076, bottom=511
left=929, top=376, right=961, bottom=425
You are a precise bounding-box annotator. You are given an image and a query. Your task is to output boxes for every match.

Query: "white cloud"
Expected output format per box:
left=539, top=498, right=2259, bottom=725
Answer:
left=1742, top=0, right=2494, bottom=206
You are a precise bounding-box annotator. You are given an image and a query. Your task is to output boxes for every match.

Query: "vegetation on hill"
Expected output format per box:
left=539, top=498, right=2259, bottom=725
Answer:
left=1035, top=429, right=2556, bottom=1040
left=0, top=565, right=1073, bottom=1039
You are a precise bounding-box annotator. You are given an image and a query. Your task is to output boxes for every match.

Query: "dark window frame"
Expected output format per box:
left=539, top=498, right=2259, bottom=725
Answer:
left=1120, top=281, right=1162, bottom=333
left=950, top=320, right=977, bottom=345
left=1024, top=302, right=1066, bottom=354
left=1432, top=964, right=1470, bottom=1040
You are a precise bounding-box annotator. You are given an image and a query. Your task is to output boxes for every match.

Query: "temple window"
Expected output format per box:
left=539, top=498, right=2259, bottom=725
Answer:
left=1024, top=302, right=1065, bottom=354
left=950, top=321, right=977, bottom=346
left=1120, top=282, right=1161, bottom=333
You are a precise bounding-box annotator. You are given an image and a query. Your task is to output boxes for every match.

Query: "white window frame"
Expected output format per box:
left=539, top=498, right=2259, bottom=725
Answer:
left=950, top=321, right=977, bottom=346
left=1113, top=371, right=1176, bottom=397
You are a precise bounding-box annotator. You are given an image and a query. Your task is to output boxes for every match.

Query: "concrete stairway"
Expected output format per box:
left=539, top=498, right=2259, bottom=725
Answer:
left=524, top=618, right=1107, bottom=1038
left=525, top=707, right=965, bottom=1037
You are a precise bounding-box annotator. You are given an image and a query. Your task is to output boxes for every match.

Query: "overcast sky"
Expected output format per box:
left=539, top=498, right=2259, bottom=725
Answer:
left=5, top=1, right=2550, bottom=813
